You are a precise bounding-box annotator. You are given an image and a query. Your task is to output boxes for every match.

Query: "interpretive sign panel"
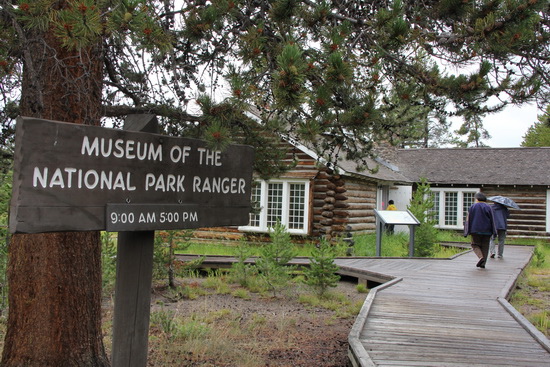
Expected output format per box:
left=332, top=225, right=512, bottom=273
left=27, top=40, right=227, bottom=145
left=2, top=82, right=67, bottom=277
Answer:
left=10, top=117, right=254, bottom=233
left=374, top=209, right=420, bottom=226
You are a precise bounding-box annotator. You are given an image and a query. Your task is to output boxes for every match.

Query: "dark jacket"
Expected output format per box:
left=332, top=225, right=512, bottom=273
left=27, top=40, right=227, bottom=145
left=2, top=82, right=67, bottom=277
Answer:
left=491, top=203, right=510, bottom=230
left=465, top=202, right=497, bottom=236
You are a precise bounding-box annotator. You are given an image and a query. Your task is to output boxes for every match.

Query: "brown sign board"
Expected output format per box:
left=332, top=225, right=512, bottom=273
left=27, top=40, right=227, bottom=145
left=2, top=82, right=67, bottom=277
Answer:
left=10, top=117, right=254, bottom=233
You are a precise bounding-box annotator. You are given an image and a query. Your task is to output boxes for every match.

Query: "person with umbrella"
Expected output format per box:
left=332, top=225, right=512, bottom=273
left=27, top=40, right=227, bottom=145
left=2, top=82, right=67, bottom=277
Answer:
left=464, top=192, right=497, bottom=269
left=489, top=203, right=510, bottom=258
left=488, top=195, right=519, bottom=259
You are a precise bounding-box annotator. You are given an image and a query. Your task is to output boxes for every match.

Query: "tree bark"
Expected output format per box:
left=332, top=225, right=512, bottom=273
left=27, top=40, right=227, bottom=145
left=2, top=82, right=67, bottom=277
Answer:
left=2, top=233, right=109, bottom=367
left=1, top=11, right=109, bottom=366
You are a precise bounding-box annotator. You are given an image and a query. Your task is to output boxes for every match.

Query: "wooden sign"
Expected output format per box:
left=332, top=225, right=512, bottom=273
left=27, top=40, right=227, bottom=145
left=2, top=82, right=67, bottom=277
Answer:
left=10, top=116, right=254, bottom=233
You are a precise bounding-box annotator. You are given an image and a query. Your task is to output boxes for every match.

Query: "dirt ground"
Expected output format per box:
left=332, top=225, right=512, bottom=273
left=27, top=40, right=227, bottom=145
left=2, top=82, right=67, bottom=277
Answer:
left=134, top=277, right=368, bottom=367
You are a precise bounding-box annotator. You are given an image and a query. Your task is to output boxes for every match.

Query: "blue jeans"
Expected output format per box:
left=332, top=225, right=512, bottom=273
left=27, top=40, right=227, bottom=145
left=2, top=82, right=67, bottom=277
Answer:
left=489, top=230, right=507, bottom=257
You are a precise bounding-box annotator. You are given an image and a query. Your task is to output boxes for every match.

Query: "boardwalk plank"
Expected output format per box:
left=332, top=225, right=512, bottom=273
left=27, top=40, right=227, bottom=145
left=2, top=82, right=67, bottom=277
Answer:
left=347, top=245, right=550, bottom=367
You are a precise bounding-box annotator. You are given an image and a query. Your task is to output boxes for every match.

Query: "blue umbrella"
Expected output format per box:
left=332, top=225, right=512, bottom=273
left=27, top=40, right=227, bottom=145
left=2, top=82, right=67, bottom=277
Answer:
left=488, top=196, right=520, bottom=210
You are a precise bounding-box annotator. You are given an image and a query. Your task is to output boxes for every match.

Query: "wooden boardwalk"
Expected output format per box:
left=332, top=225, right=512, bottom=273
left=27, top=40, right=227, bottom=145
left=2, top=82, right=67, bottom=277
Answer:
left=178, top=245, right=550, bottom=366
left=344, top=246, right=550, bottom=367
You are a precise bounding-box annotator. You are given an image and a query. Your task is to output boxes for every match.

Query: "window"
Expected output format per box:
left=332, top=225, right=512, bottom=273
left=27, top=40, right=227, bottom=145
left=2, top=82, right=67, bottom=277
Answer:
left=240, top=179, right=310, bottom=234
left=429, top=188, right=479, bottom=229
left=427, top=191, right=440, bottom=222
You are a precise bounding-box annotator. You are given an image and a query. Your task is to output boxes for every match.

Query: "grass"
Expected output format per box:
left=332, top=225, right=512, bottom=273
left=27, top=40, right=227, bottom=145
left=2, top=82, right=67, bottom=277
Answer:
left=509, top=241, right=549, bottom=336
left=352, top=231, right=465, bottom=258
left=120, top=272, right=364, bottom=366
left=181, top=231, right=467, bottom=259
left=176, top=229, right=549, bottom=338
left=179, top=241, right=319, bottom=257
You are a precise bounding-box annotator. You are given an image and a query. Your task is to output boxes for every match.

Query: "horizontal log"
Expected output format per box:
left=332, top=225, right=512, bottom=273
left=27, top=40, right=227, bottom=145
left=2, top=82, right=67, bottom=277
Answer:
left=345, top=189, right=377, bottom=199
left=331, top=225, right=346, bottom=233
left=347, top=217, right=376, bottom=224
left=343, top=197, right=374, bottom=204
left=314, top=178, right=331, bottom=185
left=322, top=204, right=335, bottom=211
left=320, top=219, right=333, bottom=226
left=347, top=203, right=375, bottom=210
left=335, top=186, right=347, bottom=193
left=322, top=211, right=334, bottom=218
left=316, top=171, right=331, bottom=180
left=313, top=199, right=325, bottom=207
left=334, top=193, right=348, bottom=201
left=347, top=209, right=374, bottom=218
left=345, top=182, right=377, bottom=191
left=333, top=210, right=350, bottom=217
left=347, top=223, right=375, bottom=231
left=334, top=202, right=350, bottom=209
left=313, top=193, right=326, bottom=200
left=313, top=185, right=330, bottom=193
left=332, top=217, right=349, bottom=225
left=324, top=197, right=336, bottom=204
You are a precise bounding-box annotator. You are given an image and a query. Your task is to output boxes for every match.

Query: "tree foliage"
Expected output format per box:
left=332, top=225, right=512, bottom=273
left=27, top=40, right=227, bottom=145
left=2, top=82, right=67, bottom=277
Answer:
left=408, top=177, right=438, bottom=257
left=256, top=221, right=297, bottom=296
left=304, top=238, right=340, bottom=297
left=521, top=105, right=550, bottom=147
left=1, top=0, right=549, bottom=169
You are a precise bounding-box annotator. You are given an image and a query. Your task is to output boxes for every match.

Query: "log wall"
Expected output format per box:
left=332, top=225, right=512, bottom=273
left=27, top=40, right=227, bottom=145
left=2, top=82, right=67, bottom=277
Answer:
left=311, top=170, right=378, bottom=239
left=481, top=185, right=548, bottom=237
left=429, top=184, right=549, bottom=238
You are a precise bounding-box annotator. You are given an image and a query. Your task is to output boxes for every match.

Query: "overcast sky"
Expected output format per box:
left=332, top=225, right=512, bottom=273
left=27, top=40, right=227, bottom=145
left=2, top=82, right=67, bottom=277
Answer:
left=450, top=103, right=540, bottom=148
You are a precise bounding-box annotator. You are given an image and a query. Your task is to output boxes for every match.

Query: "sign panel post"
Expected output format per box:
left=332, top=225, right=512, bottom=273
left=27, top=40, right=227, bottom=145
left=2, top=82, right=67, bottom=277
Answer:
left=374, top=210, right=420, bottom=257
left=111, top=115, right=158, bottom=367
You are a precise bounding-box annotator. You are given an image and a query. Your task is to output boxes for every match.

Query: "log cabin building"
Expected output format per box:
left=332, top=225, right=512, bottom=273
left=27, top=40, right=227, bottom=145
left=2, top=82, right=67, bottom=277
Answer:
left=397, top=147, right=550, bottom=238
left=195, top=142, right=550, bottom=241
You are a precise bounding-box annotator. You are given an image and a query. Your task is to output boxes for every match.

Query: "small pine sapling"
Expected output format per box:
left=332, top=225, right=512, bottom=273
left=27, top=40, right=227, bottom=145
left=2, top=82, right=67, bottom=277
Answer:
left=305, top=239, right=341, bottom=297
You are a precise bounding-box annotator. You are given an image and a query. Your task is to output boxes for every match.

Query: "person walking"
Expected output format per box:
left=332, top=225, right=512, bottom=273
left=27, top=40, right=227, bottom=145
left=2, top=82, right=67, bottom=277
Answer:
left=464, top=192, right=497, bottom=269
left=489, top=202, right=510, bottom=259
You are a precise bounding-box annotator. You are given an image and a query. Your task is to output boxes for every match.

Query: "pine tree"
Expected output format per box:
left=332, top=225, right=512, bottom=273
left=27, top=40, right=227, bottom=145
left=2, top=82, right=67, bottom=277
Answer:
left=305, top=239, right=341, bottom=297
left=256, top=221, right=297, bottom=297
left=521, top=105, right=550, bottom=147
left=2, top=0, right=549, bottom=167
left=408, top=178, right=438, bottom=257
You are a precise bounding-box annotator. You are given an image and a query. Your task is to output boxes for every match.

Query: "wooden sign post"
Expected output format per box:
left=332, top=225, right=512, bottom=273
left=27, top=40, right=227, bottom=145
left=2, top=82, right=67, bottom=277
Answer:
left=111, top=115, right=158, bottom=367
left=10, top=115, right=255, bottom=367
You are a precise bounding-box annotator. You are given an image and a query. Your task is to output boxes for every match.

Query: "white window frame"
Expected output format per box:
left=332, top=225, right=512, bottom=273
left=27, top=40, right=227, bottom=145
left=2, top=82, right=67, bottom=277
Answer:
left=239, top=179, right=310, bottom=235
left=429, top=187, right=479, bottom=229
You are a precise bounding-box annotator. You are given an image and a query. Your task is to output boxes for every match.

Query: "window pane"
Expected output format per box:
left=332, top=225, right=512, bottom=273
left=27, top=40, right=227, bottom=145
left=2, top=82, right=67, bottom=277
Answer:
left=462, top=192, right=475, bottom=223
left=267, top=183, right=283, bottom=227
left=445, top=192, right=458, bottom=226
left=249, top=182, right=262, bottom=227
left=428, top=191, right=439, bottom=222
left=288, top=183, right=306, bottom=230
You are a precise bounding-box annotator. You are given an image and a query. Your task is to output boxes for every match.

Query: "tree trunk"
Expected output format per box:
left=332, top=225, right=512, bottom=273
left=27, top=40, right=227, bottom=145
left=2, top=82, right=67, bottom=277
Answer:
left=2, top=233, right=109, bottom=367
left=1, top=10, right=109, bottom=366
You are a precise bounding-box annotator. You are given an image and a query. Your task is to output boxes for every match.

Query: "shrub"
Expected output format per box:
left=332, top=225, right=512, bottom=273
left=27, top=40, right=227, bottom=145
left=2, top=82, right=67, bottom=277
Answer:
left=101, top=232, right=118, bottom=297
left=153, top=230, right=202, bottom=287
left=304, top=239, right=340, bottom=297
left=256, top=221, right=297, bottom=296
left=408, top=177, right=438, bottom=257
left=229, top=239, right=258, bottom=287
